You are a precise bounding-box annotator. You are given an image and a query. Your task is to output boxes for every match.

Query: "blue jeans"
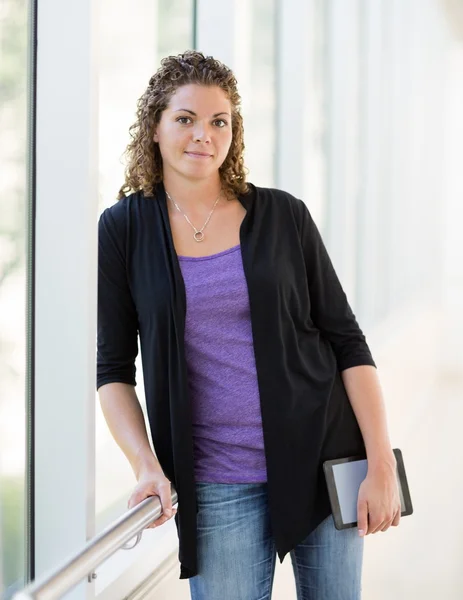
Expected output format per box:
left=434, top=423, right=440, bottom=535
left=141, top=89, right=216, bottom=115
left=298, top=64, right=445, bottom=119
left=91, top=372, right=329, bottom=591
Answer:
left=189, top=482, right=364, bottom=600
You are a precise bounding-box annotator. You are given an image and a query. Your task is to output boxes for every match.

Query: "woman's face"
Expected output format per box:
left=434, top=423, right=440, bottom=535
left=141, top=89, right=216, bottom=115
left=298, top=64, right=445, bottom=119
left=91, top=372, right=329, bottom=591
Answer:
left=153, top=84, right=233, bottom=183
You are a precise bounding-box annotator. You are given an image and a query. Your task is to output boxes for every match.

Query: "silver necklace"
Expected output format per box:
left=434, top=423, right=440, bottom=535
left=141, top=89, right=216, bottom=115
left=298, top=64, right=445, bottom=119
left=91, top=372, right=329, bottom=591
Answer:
left=165, top=189, right=222, bottom=242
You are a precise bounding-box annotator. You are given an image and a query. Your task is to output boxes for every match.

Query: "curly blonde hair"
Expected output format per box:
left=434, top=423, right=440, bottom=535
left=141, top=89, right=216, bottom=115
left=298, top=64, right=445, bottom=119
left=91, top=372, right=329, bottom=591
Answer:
left=117, top=50, right=249, bottom=201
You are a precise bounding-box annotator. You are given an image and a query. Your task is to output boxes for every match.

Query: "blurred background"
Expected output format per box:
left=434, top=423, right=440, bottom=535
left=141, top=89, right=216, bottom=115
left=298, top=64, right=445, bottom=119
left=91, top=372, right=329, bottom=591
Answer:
left=1, top=0, right=462, bottom=598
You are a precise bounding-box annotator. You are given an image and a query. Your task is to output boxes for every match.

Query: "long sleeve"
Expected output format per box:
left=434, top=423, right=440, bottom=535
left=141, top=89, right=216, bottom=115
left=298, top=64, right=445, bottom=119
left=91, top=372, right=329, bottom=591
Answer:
left=97, top=203, right=139, bottom=390
left=292, top=196, right=376, bottom=372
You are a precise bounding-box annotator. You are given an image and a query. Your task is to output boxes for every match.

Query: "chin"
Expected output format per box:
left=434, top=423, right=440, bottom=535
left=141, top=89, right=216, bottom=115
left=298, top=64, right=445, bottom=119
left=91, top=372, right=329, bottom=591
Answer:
left=182, top=164, right=218, bottom=179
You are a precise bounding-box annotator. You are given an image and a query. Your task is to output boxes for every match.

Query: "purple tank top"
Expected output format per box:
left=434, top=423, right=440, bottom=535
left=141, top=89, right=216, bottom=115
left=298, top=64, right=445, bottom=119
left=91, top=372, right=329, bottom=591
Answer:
left=178, top=243, right=267, bottom=483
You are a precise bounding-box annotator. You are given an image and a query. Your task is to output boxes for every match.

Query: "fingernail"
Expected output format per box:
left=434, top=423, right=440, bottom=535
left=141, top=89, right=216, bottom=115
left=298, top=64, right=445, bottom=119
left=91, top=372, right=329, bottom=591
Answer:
left=165, top=510, right=172, bottom=517
left=358, top=530, right=364, bottom=536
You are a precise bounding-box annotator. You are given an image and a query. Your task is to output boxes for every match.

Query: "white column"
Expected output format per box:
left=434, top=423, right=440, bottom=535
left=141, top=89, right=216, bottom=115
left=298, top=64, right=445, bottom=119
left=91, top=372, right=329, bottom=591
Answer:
left=195, top=0, right=251, bottom=84
left=324, top=0, right=361, bottom=301
left=441, top=41, right=463, bottom=373
left=388, top=0, right=411, bottom=316
left=356, top=0, right=383, bottom=326
left=275, top=0, right=310, bottom=198
left=302, top=0, right=328, bottom=228
left=35, top=0, right=97, bottom=598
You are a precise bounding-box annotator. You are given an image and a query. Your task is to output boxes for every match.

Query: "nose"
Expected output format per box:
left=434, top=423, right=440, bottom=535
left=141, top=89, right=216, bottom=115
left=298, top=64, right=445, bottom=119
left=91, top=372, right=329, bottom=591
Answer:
left=192, top=121, right=211, bottom=144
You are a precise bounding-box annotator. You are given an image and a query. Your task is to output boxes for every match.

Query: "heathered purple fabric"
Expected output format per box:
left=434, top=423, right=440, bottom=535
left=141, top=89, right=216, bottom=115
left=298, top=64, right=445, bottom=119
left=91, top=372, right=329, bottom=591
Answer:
left=178, top=243, right=268, bottom=484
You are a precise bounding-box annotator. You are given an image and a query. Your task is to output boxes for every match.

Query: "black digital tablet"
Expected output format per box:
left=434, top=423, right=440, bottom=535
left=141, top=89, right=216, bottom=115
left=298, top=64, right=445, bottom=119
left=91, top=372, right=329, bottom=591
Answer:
left=322, top=448, right=413, bottom=531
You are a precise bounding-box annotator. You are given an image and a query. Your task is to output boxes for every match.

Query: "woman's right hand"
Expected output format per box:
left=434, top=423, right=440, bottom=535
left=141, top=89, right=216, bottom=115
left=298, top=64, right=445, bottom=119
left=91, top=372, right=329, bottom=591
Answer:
left=127, top=469, right=177, bottom=529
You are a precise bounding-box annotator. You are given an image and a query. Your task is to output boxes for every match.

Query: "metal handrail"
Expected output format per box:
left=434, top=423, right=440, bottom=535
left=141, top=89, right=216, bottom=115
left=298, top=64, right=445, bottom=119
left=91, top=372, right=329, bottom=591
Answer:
left=13, top=488, right=178, bottom=600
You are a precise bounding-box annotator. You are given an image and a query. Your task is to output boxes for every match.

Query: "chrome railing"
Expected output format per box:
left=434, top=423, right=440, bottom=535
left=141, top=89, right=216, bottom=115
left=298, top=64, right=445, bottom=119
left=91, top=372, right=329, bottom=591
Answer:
left=13, top=488, right=178, bottom=600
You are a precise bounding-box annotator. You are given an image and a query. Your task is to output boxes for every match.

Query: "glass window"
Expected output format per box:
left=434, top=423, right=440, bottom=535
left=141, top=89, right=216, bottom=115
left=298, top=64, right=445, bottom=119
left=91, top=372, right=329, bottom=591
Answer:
left=96, top=0, right=194, bottom=532
left=156, top=0, right=195, bottom=64
left=0, top=0, right=30, bottom=596
left=239, top=0, right=277, bottom=188
left=304, top=0, right=328, bottom=229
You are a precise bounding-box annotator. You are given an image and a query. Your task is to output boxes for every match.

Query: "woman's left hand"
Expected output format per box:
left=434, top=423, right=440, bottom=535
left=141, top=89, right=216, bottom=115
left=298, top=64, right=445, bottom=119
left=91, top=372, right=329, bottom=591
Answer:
left=357, top=461, right=402, bottom=537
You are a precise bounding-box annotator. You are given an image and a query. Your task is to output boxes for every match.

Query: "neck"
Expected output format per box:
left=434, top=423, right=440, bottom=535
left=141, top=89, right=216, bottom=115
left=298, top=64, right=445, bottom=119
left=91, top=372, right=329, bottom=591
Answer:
left=162, top=173, right=223, bottom=212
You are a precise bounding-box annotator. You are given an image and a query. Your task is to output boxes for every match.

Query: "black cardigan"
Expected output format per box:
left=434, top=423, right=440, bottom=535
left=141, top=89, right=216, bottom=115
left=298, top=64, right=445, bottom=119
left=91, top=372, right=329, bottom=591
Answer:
left=96, top=181, right=376, bottom=579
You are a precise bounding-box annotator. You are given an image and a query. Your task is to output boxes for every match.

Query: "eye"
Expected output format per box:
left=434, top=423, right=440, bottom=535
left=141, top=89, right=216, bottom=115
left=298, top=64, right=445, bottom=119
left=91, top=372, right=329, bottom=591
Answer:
left=214, top=119, right=227, bottom=128
left=177, top=116, right=192, bottom=125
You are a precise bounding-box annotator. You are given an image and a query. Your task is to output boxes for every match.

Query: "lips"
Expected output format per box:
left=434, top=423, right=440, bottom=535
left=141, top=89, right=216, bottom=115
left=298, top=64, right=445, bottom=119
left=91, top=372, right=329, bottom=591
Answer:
left=185, top=151, right=212, bottom=157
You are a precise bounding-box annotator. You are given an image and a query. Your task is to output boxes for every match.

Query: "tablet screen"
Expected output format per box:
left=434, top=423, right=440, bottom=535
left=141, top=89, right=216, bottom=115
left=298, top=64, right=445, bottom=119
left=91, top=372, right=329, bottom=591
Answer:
left=332, top=459, right=405, bottom=525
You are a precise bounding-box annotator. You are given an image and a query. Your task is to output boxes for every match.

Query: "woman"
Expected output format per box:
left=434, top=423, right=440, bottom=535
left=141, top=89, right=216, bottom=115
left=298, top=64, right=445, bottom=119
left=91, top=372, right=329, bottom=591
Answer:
left=97, top=50, right=401, bottom=599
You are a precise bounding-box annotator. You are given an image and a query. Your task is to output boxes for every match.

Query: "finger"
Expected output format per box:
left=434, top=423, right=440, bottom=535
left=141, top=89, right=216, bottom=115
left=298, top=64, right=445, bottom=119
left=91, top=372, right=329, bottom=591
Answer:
left=370, top=516, right=386, bottom=534
left=147, top=509, right=177, bottom=529
left=127, top=493, right=143, bottom=510
left=380, top=517, right=394, bottom=532
left=374, top=510, right=397, bottom=533
left=391, top=507, right=401, bottom=527
left=357, top=500, right=368, bottom=537
left=147, top=503, right=177, bottom=529
left=378, top=503, right=401, bottom=532
left=147, top=516, right=163, bottom=529
left=159, top=481, right=173, bottom=518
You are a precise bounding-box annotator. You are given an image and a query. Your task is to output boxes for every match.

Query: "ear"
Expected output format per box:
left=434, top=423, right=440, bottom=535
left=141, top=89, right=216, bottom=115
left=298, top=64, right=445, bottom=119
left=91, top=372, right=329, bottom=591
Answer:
left=153, top=128, right=159, bottom=143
